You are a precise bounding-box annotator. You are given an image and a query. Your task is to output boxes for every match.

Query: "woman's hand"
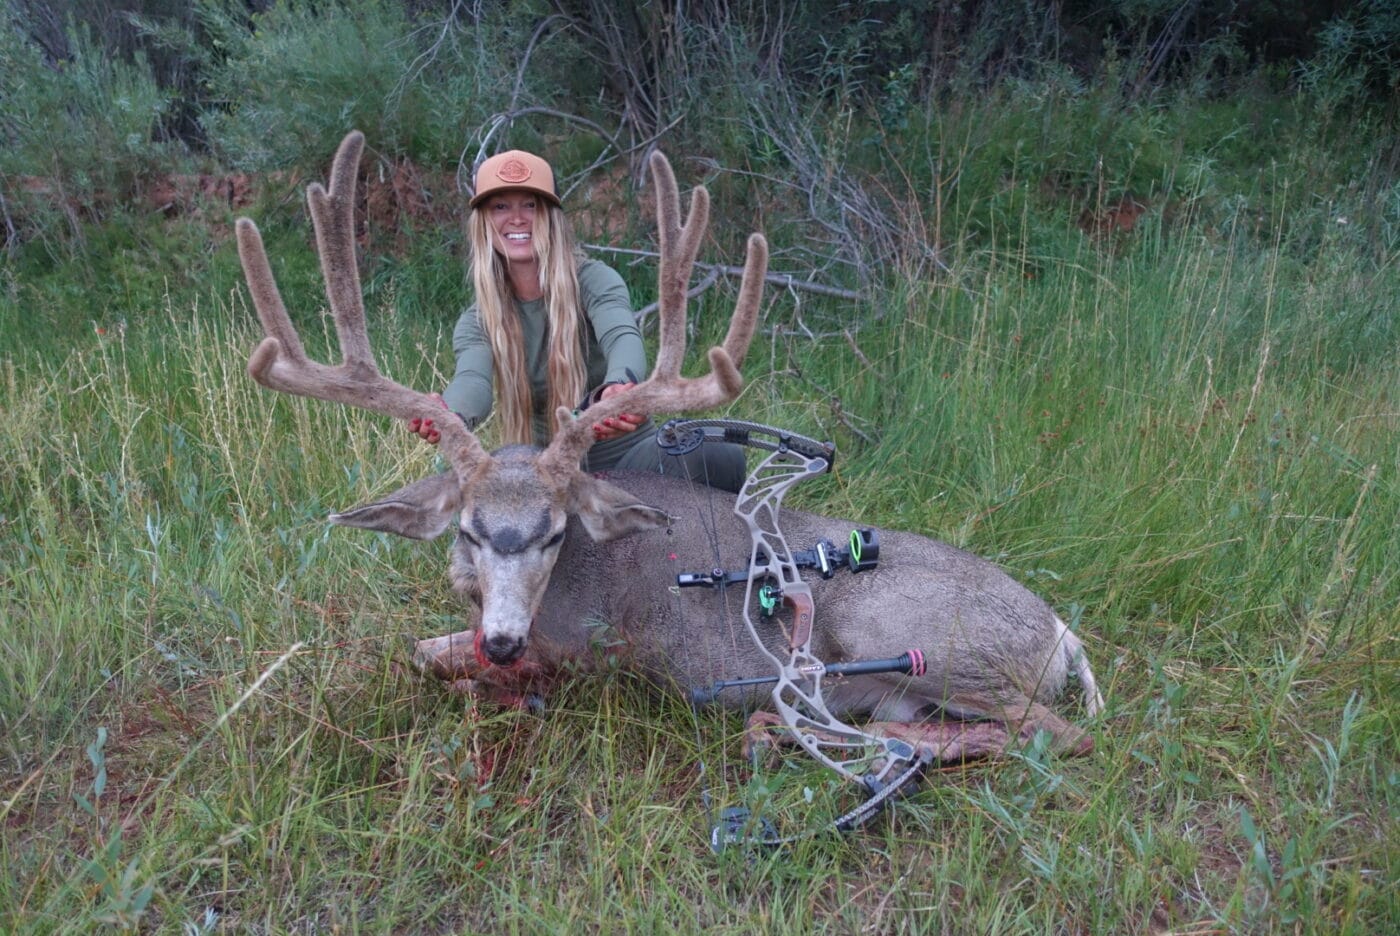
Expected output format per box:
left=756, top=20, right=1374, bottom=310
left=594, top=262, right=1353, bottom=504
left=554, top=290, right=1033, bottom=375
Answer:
left=407, top=393, right=449, bottom=445
left=592, top=383, right=645, bottom=441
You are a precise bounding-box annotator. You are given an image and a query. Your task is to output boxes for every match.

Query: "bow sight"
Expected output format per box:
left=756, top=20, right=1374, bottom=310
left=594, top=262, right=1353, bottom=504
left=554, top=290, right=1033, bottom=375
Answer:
left=676, top=527, right=880, bottom=590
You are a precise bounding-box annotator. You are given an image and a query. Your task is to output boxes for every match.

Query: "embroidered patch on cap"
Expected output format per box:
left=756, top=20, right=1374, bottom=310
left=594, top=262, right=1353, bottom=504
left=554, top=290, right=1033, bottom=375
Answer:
left=496, top=158, right=532, bottom=184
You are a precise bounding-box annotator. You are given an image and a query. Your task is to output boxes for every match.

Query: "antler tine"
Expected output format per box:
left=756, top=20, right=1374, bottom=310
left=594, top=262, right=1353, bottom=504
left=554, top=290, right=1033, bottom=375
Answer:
left=649, top=151, right=708, bottom=380
left=235, top=216, right=308, bottom=365
left=720, top=232, right=766, bottom=370
left=307, top=130, right=374, bottom=370
left=237, top=131, right=489, bottom=484
left=539, top=154, right=769, bottom=476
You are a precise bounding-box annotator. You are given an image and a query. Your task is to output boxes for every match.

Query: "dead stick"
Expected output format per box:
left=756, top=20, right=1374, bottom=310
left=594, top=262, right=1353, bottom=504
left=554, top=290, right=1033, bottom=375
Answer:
left=585, top=242, right=863, bottom=302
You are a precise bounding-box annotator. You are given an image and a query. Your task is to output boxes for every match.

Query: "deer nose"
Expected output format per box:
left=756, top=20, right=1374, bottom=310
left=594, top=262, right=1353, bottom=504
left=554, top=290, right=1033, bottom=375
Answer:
left=483, top=633, right=526, bottom=666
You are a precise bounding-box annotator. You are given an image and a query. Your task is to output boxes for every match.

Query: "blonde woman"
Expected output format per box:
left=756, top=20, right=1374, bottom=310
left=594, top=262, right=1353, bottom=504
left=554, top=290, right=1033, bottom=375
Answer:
left=410, top=149, right=746, bottom=492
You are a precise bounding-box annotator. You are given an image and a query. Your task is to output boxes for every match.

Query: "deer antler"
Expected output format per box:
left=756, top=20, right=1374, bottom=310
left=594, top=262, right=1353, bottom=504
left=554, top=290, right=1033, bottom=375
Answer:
left=236, top=131, right=489, bottom=484
left=539, top=152, right=768, bottom=475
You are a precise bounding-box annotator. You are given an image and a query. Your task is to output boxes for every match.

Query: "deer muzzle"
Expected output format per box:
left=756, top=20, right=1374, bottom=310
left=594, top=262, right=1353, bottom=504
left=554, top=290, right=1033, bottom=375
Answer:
left=481, top=631, right=527, bottom=667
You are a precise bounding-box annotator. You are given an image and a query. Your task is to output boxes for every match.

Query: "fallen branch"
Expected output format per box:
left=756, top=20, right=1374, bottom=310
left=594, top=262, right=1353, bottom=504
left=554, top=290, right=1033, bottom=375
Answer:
left=584, top=242, right=863, bottom=325
left=843, top=328, right=872, bottom=368
left=629, top=266, right=721, bottom=324
left=0, top=184, right=16, bottom=253
left=389, top=0, right=470, bottom=111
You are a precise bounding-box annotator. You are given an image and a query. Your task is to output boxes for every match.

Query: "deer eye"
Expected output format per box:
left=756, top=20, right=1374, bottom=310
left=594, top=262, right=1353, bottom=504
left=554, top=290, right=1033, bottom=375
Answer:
left=457, top=528, right=480, bottom=548
left=543, top=530, right=565, bottom=550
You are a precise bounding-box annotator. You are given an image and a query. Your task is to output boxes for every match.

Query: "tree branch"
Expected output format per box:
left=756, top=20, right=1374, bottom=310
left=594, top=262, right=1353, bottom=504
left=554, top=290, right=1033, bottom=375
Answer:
left=388, top=0, right=468, bottom=112
left=629, top=266, right=720, bottom=324
left=584, top=242, right=864, bottom=313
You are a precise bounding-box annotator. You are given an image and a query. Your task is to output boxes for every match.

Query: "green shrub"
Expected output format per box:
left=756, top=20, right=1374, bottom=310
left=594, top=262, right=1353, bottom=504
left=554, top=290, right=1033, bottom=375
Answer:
left=199, top=0, right=599, bottom=170
left=0, top=8, right=178, bottom=258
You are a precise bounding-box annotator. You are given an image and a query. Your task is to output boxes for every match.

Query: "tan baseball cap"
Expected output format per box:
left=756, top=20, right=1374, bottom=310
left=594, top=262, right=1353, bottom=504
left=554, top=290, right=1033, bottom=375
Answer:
left=470, top=150, right=560, bottom=208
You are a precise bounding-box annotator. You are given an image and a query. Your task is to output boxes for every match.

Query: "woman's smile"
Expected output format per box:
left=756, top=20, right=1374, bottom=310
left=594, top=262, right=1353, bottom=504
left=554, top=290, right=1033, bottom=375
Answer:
left=488, top=193, right=539, bottom=264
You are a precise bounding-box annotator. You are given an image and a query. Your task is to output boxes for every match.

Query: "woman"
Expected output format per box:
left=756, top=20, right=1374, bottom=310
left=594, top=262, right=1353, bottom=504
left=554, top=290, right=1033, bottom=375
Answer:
left=409, top=148, right=747, bottom=492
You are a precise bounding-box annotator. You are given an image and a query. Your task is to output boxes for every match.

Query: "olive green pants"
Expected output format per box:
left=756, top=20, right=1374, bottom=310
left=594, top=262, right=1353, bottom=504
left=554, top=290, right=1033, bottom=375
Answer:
left=583, top=419, right=748, bottom=493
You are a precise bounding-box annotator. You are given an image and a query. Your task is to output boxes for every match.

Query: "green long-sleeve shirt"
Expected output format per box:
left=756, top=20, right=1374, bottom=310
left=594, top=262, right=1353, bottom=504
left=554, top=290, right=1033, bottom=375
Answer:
left=444, top=259, right=651, bottom=465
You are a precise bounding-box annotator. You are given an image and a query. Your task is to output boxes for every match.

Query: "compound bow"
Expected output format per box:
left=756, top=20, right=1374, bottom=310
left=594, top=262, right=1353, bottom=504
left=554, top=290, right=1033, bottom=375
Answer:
left=658, top=418, right=935, bottom=850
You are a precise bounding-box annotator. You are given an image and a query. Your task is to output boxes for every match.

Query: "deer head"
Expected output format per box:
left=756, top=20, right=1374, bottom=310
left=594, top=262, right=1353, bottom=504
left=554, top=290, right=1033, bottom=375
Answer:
left=237, top=132, right=767, bottom=665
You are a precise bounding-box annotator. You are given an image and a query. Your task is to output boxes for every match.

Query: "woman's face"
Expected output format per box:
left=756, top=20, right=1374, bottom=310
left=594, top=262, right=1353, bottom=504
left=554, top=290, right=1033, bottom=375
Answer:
left=484, top=191, right=540, bottom=266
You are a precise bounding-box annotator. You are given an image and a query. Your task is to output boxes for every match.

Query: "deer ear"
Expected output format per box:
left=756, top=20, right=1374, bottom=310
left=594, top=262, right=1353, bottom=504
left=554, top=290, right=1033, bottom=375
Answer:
left=568, top=475, right=671, bottom=542
left=330, top=472, right=464, bottom=541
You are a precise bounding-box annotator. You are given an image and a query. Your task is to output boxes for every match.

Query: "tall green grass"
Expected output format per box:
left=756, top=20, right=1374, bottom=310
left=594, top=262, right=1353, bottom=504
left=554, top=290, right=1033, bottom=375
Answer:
left=2, top=52, right=1398, bottom=932
left=3, top=185, right=1395, bottom=931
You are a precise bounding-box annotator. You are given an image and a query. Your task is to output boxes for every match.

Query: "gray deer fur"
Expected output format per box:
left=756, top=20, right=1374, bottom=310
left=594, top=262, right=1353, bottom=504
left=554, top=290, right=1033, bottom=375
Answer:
left=237, top=131, right=1102, bottom=761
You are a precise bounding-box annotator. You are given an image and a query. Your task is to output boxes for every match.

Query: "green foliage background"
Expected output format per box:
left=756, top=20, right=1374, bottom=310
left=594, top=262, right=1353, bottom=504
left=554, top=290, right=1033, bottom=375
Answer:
left=0, top=2, right=1396, bottom=933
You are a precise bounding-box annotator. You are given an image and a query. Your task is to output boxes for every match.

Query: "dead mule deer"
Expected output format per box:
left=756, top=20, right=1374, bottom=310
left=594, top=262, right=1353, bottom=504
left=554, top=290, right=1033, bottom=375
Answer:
left=236, top=131, right=1102, bottom=761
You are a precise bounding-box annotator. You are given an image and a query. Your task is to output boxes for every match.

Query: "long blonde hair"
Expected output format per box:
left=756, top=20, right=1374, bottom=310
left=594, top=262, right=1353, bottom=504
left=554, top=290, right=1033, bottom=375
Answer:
left=467, top=200, right=587, bottom=446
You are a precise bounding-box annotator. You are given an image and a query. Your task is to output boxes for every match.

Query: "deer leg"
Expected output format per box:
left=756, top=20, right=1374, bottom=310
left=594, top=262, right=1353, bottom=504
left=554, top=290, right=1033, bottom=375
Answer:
left=437, top=674, right=544, bottom=712
left=742, top=711, right=785, bottom=763
left=412, top=630, right=483, bottom=681
left=463, top=680, right=546, bottom=713
left=987, top=695, right=1094, bottom=756
left=742, top=711, right=1015, bottom=766
left=414, top=630, right=552, bottom=713
left=743, top=705, right=1090, bottom=768
left=940, top=689, right=1095, bottom=757
left=860, top=719, right=1013, bottom=762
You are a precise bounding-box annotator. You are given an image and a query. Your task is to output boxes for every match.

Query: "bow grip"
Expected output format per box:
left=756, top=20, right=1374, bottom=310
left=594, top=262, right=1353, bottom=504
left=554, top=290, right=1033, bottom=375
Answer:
left=782, top=586, right=814, bottom=650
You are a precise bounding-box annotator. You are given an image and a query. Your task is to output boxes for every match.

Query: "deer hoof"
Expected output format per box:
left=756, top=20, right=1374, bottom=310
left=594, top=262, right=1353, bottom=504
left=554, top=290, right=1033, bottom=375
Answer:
left=741, top=711, right=785, bottom=766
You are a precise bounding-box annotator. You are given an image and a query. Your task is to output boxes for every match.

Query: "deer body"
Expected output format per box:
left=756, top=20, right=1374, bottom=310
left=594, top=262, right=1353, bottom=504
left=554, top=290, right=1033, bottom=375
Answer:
left=348, top=467, right=1101, bottom=747
left=238, top=131, right=1100, bottom=763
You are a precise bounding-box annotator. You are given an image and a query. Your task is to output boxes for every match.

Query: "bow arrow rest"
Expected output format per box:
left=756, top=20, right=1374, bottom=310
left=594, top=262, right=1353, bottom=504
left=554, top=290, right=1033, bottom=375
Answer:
left=658, top=418, right=936, bottom=850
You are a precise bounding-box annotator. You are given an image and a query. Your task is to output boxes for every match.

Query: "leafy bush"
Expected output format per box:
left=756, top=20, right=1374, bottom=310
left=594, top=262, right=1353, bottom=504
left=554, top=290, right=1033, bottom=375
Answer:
left=1297, top=0, right=1400, bottom=109
left=0, top=8, right=177, bottom=256
left=198, top=0, right=600, bottom=170
left=199, top=0, right=428, bottom=169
